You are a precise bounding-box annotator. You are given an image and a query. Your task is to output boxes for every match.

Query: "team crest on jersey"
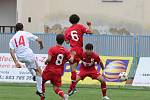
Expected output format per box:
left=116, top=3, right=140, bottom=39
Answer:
left=91, top=58, right=94, bottom=62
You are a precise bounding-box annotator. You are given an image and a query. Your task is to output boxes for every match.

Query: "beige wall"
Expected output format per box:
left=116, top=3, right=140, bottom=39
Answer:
left=143, top=0, right=150, bottom=33
left=17, top=0, right=50, bottom=32
left=17, top=0, right=150, bottom=34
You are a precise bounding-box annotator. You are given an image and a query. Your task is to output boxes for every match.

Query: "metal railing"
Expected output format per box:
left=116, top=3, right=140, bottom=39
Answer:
left=0, top=26, right=15, bottom=33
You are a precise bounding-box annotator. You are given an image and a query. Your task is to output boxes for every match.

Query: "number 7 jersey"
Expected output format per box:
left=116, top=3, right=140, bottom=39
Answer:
left=9, top=31, right=38, bottom=58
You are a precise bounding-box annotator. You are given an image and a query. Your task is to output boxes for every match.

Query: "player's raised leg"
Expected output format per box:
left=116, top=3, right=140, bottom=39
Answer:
left=69, top=48, right=83, bottom=91
left=97, top=75, right=110, bottom=100
left=68, top=75, right=81, bottom=96
left=27, top=60, right=44, bottom=97
left=52, top=72, right=69, bottom=100
left=35, top=67, right=44, bottom=97
left=69, top=49, right=80, bottom=83
left=40, top=80, right=46, bottom=100
left=53, top=86, right=69, bottom=100
left=70, top=61, right=78, bottom=82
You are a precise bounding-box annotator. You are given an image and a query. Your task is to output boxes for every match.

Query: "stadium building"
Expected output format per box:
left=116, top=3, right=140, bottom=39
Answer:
left=1, top=0, right=150, bottom=34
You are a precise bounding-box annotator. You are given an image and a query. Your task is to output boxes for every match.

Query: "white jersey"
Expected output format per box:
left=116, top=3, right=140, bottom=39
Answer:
left=9, top=31, right=38, bottom=59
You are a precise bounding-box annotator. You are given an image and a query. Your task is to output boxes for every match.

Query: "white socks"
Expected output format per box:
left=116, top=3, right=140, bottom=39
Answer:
left=28, top=69, right=36, bottom=76
left=36, top=75, right=43, bottom=93
left=28, top=69, right=43, bottom=93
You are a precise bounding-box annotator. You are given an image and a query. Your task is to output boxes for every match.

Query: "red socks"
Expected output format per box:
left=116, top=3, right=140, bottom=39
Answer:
left=42, top=82, right=45, bottom=93
left=40, top=97, right=44, bottom=100
left=101, top=82, right=107, bottom=97
left=55, top=88, right=64, bottom=98
left=71, top=71, right=77, bottom=81
left=68, top=71, right=77, bottom=94
left=40, top=81, right=45, bottom=100
left=68, top=81, right=77, bottom=93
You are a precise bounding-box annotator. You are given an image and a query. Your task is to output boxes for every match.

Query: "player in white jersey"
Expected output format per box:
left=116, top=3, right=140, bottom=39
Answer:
left=9, top=23, right=44, bottom=97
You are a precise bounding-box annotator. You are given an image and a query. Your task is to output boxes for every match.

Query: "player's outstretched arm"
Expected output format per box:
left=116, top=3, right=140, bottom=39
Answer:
left=100, top=61, right=105, bottom=70
left=69, top=55, right=74, bottom=63
left=9, top=48, right=21, bottom=68
left=65, top=40, right=70, bottom=44
left=96, top=56, right=105, bottom=70
left=86, top=21, right=94, bottom=34
left=64, top=31, right=70, bottom=44
left=45, top=55, right=52, bottom=65
left=36, top=38, right=44, bottom=50
left=67, top=52, right=75, bottom=63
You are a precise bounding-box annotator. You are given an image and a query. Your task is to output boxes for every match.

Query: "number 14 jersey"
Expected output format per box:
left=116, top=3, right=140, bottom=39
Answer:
left=9, top=31, right=38, bottom=58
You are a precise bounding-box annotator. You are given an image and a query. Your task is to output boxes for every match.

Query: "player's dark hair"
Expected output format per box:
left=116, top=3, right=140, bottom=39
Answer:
left=85, top=43, right=93, bottom=50
left=56, top=34, right=64, bottom=45
left=69, top=14, right=80, bottom=24
left=15, top=23, right=23, bottom=31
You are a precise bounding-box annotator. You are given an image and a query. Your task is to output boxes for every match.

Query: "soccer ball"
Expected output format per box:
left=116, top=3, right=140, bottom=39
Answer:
left=119, top=72, right=128, bottom=81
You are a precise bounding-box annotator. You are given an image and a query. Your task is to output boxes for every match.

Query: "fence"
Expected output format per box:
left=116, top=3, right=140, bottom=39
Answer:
left=0, top=33, right=149, bottom=78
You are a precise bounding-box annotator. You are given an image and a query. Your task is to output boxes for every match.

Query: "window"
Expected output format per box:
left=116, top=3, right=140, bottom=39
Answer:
left=102, top=0, right=123, bottom=3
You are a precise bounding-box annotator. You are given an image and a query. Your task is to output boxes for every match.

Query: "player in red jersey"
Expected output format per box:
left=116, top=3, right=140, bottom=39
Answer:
left=41, top=34, right=74, bottom=100
left=64, top=14, right=93, bottom=91
left=68, top=43, right=110, bottom=100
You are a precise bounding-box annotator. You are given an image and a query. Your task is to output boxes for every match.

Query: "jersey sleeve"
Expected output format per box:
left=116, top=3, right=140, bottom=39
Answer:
left=64, top=30, right=71, bottom=42
left=9, top=39, right=14, bottom=49
left=94, top=53, right=101, bottom=63
left=65, top=49, right=71, bottom=61
left=80, top=25, right=91, bottom=34
left=27, top=32, right=38, bottom=41
left=48, top=48, right=54, bottom=56
left=94, top=54, right=104, bottom=68
left=80, top=53, right=84, bottom=60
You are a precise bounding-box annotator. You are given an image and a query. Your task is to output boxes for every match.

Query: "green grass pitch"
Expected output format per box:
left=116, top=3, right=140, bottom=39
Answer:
left=0, top=84, right=150, bottom=100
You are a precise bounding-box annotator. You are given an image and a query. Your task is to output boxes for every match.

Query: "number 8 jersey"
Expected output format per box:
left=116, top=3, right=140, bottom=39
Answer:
left=9, top=31, right=38, bottom=58
left=44, top=45, right=71, bottom=74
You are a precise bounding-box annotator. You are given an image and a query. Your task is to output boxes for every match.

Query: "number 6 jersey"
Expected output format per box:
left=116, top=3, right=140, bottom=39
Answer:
left=9, top=31, right=38, bottom=58
left=64, top=24, right=91, bottom=48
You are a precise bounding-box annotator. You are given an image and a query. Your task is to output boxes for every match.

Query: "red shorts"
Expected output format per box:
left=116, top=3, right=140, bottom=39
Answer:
left=70, top=47, right=83, bottom=64
left=77, top=66, right=100, bottom=80
left=42, top=70, right=62, bottom=87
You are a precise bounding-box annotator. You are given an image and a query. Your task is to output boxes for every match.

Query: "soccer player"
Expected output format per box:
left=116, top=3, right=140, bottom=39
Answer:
left=64, top=14, right=93, bottom=93
left=41, top=34, right=74, bottom=100
left=68, top=43, right=110, bottom=100
left=9, top=23, right=44, bottom=97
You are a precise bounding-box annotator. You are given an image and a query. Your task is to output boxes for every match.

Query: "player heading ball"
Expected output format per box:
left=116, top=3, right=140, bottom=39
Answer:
left=65, top=14, right=93, bottom=89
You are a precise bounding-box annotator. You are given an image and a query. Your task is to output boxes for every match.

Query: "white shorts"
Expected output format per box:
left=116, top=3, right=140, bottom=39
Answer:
left=17, top=53, right=39, bottom=69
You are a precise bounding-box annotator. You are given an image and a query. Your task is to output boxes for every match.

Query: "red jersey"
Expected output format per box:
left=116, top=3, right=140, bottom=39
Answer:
left=65, top=24, right=90, bottom=48
left=44, top=45, right=71, bottom=74
left=81, top=52, right=102, bottom=68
